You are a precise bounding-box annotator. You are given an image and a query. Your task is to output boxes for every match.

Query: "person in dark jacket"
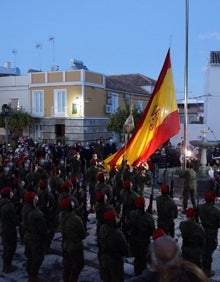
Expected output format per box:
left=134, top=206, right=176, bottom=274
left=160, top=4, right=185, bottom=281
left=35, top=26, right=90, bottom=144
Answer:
left=58, top=196, right=86, bottom=282
left=22, top=191, right=48, bottom=282
left=198, top=190, right=220, bottom=277
left=129, top=196, right=155, bottom=276
left=179, top=207, right=205, bottom=268
left=156, top=184, right=178, bottom=237
left=86, top=159, right=99, bottom=213
left=98, top=209, right=129, bottom=282
left=126, top=235, right=181, bottom=282
left=0, top=187, right=19, bottom=273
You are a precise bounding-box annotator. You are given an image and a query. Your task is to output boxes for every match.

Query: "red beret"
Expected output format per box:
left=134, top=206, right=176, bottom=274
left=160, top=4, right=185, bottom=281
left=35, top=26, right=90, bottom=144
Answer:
left=71, top=176, right=79, bottom=184
left=95, top=191, right=105, bottom=202
left=60, top=197, right=71, bottom=209
left=62, top=181, right=72, bottom=190
left=204, top=190, right=215, bottom=201
left=135, top=196, right=145, bottom=208
left=1, top=187, right=12, bottom=196
left=186, top=208, right=197, bottom=219
left=152, top=228, right=165, bottom=240
left=104, top=209, right=116, bottom=222
left=96, top=172, right=105, bottom=182
left=161, top=184, right=169, bottom=194
left=123, top=180, right=131, bottom=189
left=24, top=191, right=36, bottom=203
left=39, top=179, right=48, bottom=189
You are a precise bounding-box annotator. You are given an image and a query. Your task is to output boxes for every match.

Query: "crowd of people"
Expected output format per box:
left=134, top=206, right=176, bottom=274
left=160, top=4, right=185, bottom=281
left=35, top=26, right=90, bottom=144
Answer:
left=0, top=137, right=220, bottom=281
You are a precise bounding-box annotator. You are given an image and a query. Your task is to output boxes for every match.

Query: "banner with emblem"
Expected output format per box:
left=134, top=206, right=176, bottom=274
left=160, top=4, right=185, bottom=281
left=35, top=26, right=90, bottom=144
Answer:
left=104, top=49, right=180, bottom=171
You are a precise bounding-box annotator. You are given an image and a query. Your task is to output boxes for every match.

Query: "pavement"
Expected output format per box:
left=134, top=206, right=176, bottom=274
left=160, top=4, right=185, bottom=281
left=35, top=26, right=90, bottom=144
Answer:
left=0, top=173, right=220, bottom=282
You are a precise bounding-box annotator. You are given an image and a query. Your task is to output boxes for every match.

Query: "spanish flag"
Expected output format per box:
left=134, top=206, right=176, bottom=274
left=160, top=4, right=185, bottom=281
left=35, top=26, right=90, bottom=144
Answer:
left=104, top=49, right=180, bottom=171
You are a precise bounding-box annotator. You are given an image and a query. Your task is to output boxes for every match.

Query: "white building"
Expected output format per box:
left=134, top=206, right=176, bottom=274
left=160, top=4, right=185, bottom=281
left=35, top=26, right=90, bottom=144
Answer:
left=171, top=51, right=220, bottom=147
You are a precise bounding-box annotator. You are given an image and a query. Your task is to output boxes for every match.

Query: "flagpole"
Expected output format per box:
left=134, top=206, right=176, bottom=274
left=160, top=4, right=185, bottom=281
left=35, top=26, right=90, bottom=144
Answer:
left=183, top=0, right=189, bottom=172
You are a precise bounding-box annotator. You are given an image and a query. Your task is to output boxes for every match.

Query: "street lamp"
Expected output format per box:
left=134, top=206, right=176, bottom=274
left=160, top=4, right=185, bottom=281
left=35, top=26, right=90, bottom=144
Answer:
left=1, top=104, right=11, bottom=147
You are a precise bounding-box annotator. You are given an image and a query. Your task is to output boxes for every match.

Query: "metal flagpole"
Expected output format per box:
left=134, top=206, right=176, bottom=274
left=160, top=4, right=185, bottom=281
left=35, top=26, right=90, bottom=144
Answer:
left=183, top=0, right=189, bottom=172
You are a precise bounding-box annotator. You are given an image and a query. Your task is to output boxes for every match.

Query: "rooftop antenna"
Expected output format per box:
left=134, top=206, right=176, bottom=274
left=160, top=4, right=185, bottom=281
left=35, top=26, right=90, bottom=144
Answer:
left=49, top=35, right=55, bottom=65
left=12, top=49, right=17, bottom=68
left=35, top=42, right=42, bottom=70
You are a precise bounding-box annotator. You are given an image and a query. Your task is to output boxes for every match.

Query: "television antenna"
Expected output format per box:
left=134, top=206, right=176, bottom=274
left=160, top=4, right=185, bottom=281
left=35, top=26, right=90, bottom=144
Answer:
left=35, top=42, right=42, bottom=70
left=49, top=35, right=55, bottom=64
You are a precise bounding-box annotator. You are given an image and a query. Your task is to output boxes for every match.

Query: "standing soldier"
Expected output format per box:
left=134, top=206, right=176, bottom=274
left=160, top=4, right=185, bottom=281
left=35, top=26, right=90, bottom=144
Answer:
left=181, top=163, right=197, bottom=213
left=129, top=196, right=155, bottom=276
left=0, top=187, right=19, bottom=273
left=59, top=197, right=86, bottom=282
left=120, top=179, right=139, bottom=240
left=22, top=191, right=48, bottom=282
left=134, top=164, right=151, bottom=196
left=198, top=190, right=220, bottom=277
left=37, top=178, right=56, bottom=253
left=95, top=172, right=113, bottom=204
left=179, top=207, right=205, bottom=268
left=156, top=184, right=178, bottom=237
left=98, top=209, right=128, bottom=282
left=94, top=191, right=114, bottom=238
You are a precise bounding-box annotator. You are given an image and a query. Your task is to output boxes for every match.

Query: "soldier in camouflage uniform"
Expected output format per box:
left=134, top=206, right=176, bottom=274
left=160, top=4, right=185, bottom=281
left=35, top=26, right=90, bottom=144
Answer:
left=59, top=197, right=87, bottom=282
left=98, top=209, right=129, bottom=282
left=22, top=191, right=48, bottom=282
left=182, top=163, right=197, bottom=213
left=95, top=172, right=113, bottom=204
left=0, top=187, right=19, bottom=273
left=133, top=164, right=151, bottom=196
left=156, top=184, right=178, bottom=237
left=120, top=179, right=139, bottom=240
left=198, top=190, right=220, bottom=278
left=179, top=207, right=205, bottom=268
left=129, top=196, right=155, bottom=275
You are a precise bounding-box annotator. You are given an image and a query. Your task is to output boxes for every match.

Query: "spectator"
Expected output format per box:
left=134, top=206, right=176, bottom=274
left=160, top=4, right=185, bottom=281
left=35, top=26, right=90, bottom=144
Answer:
left=86, top=159, right=99, bottom=213
left=159, top=260, right=209, bottom=282
left=126, top=235, right=181, bottom=281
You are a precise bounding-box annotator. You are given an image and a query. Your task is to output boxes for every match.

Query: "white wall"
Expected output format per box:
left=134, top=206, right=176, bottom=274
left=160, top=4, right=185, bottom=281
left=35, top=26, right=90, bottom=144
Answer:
left=0, top=75, right=30, bottom=112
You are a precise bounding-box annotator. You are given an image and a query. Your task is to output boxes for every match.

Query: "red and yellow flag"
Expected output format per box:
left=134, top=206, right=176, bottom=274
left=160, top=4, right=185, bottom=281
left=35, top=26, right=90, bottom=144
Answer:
left=104, top=49, right=180, bottom=171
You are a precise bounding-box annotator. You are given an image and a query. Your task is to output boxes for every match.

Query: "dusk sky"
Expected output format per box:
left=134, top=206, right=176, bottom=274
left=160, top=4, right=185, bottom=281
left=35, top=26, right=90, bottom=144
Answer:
left=1, top=0, right=220, bottom=99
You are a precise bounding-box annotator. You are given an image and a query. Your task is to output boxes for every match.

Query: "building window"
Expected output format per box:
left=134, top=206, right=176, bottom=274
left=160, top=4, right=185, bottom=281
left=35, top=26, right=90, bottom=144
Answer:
left=137, top=100, right=143, bottom=113
left=10, top=98, right=19, bottom=110
left=32, top=90, right=44, bottom=117
left=54, top=89, right=67, bottom=117
left=33, top=123, right=43, bottom=141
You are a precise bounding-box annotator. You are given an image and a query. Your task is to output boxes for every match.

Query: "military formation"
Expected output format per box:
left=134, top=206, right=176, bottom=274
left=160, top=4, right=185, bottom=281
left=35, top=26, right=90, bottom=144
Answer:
left=0, top=138, right=220, bottom=281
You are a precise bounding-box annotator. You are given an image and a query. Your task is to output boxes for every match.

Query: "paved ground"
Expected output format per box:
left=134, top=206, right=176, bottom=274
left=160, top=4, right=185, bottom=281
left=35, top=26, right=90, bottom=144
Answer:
left=1, top=173, right=220, bottom=281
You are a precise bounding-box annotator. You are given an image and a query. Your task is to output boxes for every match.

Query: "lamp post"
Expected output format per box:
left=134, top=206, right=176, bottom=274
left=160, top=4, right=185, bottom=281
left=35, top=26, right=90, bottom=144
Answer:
left=1, top=104, right=11, bottom=147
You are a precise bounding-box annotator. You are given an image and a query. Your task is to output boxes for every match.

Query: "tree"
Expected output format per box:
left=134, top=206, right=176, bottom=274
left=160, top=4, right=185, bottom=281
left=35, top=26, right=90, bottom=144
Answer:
left=106, top=103, right=142, bottom=142
left=0, top=106, right=34, bottom=140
